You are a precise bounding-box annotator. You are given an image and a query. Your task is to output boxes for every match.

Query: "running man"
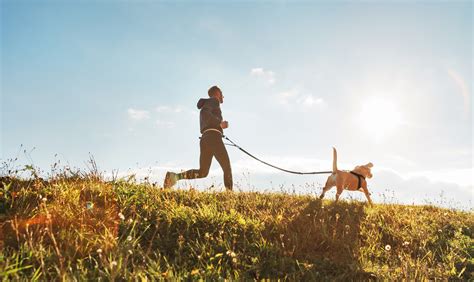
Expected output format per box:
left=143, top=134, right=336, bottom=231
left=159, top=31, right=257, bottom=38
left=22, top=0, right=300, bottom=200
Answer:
left=163, top=86, right=233, bottom=191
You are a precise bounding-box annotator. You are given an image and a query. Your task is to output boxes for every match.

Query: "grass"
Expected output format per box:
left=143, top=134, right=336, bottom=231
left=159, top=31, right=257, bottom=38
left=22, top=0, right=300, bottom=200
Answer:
left=0, top=164, right=473, bottom=280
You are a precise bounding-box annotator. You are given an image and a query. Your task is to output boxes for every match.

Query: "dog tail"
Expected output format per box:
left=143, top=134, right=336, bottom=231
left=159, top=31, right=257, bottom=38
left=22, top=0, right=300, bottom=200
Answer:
left=332, top=147, right=338, bottom=173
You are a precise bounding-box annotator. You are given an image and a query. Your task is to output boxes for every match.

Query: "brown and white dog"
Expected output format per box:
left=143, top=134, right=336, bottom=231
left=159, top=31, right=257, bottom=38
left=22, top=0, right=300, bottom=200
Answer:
left=319, top=147, right=374, bottom=205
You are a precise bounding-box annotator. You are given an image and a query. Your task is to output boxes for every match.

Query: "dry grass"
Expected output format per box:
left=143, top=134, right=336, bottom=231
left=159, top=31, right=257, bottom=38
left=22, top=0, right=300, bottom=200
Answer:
left=0, top=164, right=472, bottom=280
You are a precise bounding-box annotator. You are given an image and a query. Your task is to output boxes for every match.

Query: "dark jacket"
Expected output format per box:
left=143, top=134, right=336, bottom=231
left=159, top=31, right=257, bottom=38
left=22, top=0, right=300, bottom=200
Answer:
left=197, top=98, right=223, bottom=134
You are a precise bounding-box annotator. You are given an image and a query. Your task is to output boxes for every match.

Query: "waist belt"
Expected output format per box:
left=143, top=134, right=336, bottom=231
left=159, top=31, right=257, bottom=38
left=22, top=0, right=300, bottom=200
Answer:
left=202, top=128, right=223, bottom=136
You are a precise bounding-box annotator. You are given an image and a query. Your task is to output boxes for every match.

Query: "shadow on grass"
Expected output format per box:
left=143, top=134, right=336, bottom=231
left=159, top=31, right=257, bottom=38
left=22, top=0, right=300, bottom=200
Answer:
left=278, top=199, right=376, bottom=280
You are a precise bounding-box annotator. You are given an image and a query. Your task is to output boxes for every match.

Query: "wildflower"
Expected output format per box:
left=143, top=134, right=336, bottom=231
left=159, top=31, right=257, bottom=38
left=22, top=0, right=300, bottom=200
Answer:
left=403, top=241, right=410, bottom=247
left=86, top=202, right=94, bottom=210
left=128, top=250, right=133, bottom=255
left=191, top=269, right=200, bottom=275
left=127, top=236, right=132, bottom=242
left=118, top=212, right=125, bottom=221
left=110, top=261, right=117, bottom=267
left=226, top=250, right=236, bottom=258
left=385, top=244, right=391, bottom=251
left=42, top=197, right=47, bottom=202
left=345, top=225, right=350, bottom=230
left=96, top=248, right=102, bottom=254
left=438, top=229, right=442, bottom=233
left=128, top=218, right=133, bottom=223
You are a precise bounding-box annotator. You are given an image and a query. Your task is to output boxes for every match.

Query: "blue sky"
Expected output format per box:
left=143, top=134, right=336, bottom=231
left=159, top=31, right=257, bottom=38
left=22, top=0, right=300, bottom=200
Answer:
left=1, top=1, right=472, bottom=208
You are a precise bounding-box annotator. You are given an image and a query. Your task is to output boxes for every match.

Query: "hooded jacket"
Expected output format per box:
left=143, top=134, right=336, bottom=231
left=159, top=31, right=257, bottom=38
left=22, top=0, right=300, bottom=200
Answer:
left=197, top=97, right=223, bottom=134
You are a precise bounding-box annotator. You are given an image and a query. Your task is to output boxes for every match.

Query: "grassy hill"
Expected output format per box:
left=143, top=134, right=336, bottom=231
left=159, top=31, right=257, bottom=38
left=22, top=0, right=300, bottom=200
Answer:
left=0, top=172, right=472, bottom=280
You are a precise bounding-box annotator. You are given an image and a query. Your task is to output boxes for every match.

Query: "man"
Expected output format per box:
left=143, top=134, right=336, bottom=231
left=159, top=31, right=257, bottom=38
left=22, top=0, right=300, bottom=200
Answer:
left=163, top=85, right=233, bottom=191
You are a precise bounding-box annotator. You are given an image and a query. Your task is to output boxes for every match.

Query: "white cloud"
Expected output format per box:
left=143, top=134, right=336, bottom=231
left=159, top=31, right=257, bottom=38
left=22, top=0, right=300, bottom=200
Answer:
left=156, top=120, right=175, bottom=128
left=405, top=168, right=473, bottom=187
left=250, top=67, right=276, bottom=85
left=371, top=169, right=473, bottom=210
left=297, top=95, right=325, bottom=107
left=156, top=105, right=183, bottom=113
left=277, top=90, right=298, bottom=105
left=278, top=89, right=326, bottom=109
left=127, top=108, right=150, bottom=121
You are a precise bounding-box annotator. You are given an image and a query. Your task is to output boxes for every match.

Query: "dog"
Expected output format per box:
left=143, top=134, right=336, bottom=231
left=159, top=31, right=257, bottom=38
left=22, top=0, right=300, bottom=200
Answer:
left=319, top=147, right=374, bottom=205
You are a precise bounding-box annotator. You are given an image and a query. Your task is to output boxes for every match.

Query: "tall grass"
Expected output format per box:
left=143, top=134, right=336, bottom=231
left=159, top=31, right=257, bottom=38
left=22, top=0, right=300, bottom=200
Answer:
left=0, top=164, right=472, bottom=280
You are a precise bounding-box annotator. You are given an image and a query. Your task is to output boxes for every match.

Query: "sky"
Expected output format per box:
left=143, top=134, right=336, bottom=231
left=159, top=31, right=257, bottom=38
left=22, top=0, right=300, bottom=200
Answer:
left=1, top=1, right=472, bottom=209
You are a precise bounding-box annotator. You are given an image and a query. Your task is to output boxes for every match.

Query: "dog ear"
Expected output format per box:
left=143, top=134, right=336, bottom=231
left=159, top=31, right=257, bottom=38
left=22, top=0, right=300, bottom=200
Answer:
left=366, top=162, right=373, bottom=168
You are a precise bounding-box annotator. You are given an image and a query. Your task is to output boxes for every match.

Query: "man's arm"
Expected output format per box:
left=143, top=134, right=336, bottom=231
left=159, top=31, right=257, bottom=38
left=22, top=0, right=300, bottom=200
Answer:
left=220, top=121, right=228, bottom=129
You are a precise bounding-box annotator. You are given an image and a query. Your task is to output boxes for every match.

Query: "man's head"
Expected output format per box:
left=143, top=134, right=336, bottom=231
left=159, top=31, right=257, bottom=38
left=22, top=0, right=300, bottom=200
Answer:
left=208, top=85, right=224, bottom=104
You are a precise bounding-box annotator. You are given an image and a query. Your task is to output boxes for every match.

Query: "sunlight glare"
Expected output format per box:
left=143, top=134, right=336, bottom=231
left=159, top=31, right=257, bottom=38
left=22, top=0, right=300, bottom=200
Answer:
left=358, top=98, right=404, bottom=142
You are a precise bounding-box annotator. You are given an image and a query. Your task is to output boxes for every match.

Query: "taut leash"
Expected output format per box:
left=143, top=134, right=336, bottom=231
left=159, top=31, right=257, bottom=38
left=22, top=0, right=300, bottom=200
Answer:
left=223, top=135, right=333, bottom=175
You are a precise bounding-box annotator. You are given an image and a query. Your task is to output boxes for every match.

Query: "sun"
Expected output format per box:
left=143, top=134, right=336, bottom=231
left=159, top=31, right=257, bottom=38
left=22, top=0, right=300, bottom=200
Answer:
left=357, top=98, right=404, bottom=142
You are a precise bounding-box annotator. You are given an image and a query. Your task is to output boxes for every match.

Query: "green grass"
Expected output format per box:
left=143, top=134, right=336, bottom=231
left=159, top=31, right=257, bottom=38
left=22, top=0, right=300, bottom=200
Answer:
left=0, top=170, right=472, bottom=280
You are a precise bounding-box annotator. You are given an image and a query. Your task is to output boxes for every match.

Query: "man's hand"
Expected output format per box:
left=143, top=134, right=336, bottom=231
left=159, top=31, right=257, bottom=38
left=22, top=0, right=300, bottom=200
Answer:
left=220, top=121, right=229, bottom=129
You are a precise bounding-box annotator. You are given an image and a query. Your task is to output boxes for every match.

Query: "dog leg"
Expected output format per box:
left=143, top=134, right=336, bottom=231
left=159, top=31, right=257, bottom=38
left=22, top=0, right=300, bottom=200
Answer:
left=319, top=185, right=333, bottom=199
left=335, top=185, right=343, bottom=203
left=320, top=175, right=336, bottom=200
left=362, top=187, right=373, bottom=206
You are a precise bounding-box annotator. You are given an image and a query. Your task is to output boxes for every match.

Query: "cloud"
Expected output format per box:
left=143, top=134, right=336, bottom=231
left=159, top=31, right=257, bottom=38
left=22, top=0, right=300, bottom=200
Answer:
left=156, top=120, right=175, bottom=128
left=278, top=89, right=326, bottom=109
left=297, top=95, right=325, bottom=107
left=156, top=105, right=199, bottom=117
left=156, top=105, right=183, bottom=113
left=250, top=67, right=276, bottom=85
left=405, top=168, right=473, bottom=187
left=127, top=108, right=150, bottom=121
left=370, top=168, right=473, bottom=209
left=277, top=90, right=298, bottom=105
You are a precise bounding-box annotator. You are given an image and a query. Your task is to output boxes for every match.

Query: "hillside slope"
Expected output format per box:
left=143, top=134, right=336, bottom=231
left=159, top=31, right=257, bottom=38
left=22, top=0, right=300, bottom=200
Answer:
left=1, top=176, right=472, bottom=280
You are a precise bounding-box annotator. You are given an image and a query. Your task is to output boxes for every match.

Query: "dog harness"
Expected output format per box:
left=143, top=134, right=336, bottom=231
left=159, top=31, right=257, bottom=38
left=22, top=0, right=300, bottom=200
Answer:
left=350, top=171, right=365, bottom=189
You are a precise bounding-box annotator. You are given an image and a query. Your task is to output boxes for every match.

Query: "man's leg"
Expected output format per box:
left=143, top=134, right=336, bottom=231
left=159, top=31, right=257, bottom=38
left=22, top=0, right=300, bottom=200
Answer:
left=176, top=137, right=213, bottom=180
left=213, top=138, right=233, bottom=191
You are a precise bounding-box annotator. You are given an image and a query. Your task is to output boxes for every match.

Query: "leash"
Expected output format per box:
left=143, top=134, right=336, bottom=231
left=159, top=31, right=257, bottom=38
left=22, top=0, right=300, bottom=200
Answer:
left=223, top=135, right=333, bottom=175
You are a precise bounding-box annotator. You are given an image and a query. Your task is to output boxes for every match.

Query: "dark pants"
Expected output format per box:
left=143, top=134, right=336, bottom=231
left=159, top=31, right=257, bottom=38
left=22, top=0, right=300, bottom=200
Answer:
left=180, top=131, right=233, bottom=190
